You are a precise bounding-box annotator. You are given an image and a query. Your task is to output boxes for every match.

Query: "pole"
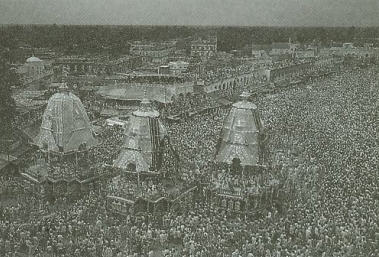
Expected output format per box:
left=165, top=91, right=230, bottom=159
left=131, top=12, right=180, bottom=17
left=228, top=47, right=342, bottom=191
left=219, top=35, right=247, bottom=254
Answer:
left=137, top=171, right=140, bottom=194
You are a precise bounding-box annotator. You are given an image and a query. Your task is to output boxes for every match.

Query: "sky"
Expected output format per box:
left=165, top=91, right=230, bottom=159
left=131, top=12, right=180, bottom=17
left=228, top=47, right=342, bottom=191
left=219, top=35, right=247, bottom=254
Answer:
left=0, top=0, right=378, bottom=27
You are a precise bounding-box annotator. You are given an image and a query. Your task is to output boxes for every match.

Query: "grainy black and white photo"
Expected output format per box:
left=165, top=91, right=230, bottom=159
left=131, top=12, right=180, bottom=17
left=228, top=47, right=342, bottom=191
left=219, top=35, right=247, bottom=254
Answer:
left=0, top=0, right=378, bottom=256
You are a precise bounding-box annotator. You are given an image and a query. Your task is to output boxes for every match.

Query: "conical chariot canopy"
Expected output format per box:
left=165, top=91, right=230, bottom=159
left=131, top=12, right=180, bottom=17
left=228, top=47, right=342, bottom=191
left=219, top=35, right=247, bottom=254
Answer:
left=215, top=92, right=264, bottom=166
left=114, top=99, right=167, bottom=172
left=36, top=84, right=97, bottom=153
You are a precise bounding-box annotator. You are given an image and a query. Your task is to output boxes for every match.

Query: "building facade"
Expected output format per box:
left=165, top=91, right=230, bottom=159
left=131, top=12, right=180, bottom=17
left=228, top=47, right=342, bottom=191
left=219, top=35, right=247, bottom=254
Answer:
left=17, top=56, right=54, bottom=85
left=129, top=41, right=176, bottom=64
left=53, top=55, right=142, bottom=76
left=168, top=61, right=189, bottom=75
left=190, top=36, right=217, bottom=59
left=251, top=44, right=271, bottom=59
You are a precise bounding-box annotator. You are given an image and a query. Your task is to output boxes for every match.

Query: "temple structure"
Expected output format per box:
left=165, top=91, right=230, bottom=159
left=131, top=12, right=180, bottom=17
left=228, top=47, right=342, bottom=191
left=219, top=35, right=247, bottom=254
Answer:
left=215, top=92, right=265, bottom=167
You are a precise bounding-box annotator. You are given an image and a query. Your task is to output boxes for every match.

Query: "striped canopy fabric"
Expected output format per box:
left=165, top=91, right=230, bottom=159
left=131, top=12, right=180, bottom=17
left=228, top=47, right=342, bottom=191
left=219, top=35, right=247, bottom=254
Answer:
left=215, top=96, right=263, bottom=166
left=36, top=90, right=97, bottom=153
left=114, top=100, right=167, bottom=172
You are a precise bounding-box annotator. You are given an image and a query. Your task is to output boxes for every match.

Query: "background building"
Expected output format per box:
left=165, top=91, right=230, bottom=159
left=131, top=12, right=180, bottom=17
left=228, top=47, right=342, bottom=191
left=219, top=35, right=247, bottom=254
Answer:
left=168, top=60, right=189, bottom=75
left=129, top=41, right=176, bottom=64
left=190, top=36, right=217, bottom=59
left=24, top=56, right=45, bottom=76
left=16, top=56, right=54, bottom=85
left=251, top=44, right=271, bottom=59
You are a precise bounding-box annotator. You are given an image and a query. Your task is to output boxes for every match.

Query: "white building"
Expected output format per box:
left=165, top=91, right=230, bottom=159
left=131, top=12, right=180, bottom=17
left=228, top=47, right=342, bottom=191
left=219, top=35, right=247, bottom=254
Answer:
left=168, top=61, right=189, bottom=74
left=190, top=36, right=217, bottom=59
left=17, top=56, right=53, bottom=84
left=129, top=41, right=176, bottom=64
left=24, top=56, right=45, bottom=77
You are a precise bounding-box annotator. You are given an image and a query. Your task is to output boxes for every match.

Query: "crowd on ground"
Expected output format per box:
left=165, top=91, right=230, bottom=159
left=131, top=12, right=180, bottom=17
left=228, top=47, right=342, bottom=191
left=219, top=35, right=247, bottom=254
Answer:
left=118, top=75, right=187, bottom=84
left=212, top=169, right=280, bottom=199
left=0, top=63, right=377, bottom=256
left=108, top=176, right=168, bottom=201
left=168, top=112, right=226, bottom=171
left=201, top=62, right=260, bottom=84
left=201, top=58, right=313, bottom=84
left=164, top=94, right=220, bottom=117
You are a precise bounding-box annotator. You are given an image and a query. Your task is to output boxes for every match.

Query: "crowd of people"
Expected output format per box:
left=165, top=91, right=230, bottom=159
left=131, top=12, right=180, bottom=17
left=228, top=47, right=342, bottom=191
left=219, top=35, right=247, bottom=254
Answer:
left=108, top=176, right=168, bottom=202
left=250, top=66, right=378, bottom=257
left=168, top=111, right=226, bottom=171
left=0, top=60, right=377, bottom=256
left=201, top=61, right=259, bottom=84
left=201, top=58, right=313, bottom=85
left=110, top=74, right=187, bottom=84
left=164, top=94, right=220, bottom=117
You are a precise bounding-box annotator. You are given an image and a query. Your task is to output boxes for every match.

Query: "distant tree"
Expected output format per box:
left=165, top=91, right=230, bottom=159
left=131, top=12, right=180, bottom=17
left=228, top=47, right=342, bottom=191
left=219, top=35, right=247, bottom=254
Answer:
left=2, top=25, right=378, bottom=57
left=0, top=52, right=18, bottom=142
left=348, top=26, right=356, bottom=41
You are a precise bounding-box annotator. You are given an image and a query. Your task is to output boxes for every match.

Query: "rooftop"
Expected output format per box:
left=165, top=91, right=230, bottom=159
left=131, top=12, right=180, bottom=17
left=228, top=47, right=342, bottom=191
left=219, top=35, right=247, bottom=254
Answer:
left=271, top=42, right=291, bottom=49
left=26, top=56, right=42, bottom=63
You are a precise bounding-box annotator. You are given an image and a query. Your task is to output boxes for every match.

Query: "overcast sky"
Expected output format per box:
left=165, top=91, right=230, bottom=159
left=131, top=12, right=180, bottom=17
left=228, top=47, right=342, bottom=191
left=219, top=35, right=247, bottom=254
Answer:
left=0, top=0, right=378, bottom=27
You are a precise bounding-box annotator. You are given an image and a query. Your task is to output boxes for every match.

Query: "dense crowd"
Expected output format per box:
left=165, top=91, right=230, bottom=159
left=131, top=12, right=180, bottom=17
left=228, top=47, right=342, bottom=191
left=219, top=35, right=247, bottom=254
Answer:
left=201, top=58, right=312, bottom=84
left=251, top=66, right=378, bottom=257
left=168, top=65, right=378, bottom=256
left=108, top=176, right=168, bottom=201
left=168, top=111, right=226, bottom=171
left=0, top=63, right=377, bottom=256
left=164, top=94, right=220, bottom=117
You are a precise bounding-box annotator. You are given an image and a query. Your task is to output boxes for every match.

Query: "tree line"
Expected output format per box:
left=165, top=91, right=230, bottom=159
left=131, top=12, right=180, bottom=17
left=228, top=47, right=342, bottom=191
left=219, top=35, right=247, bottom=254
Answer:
left=1, top=25, right=378, bottom=56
